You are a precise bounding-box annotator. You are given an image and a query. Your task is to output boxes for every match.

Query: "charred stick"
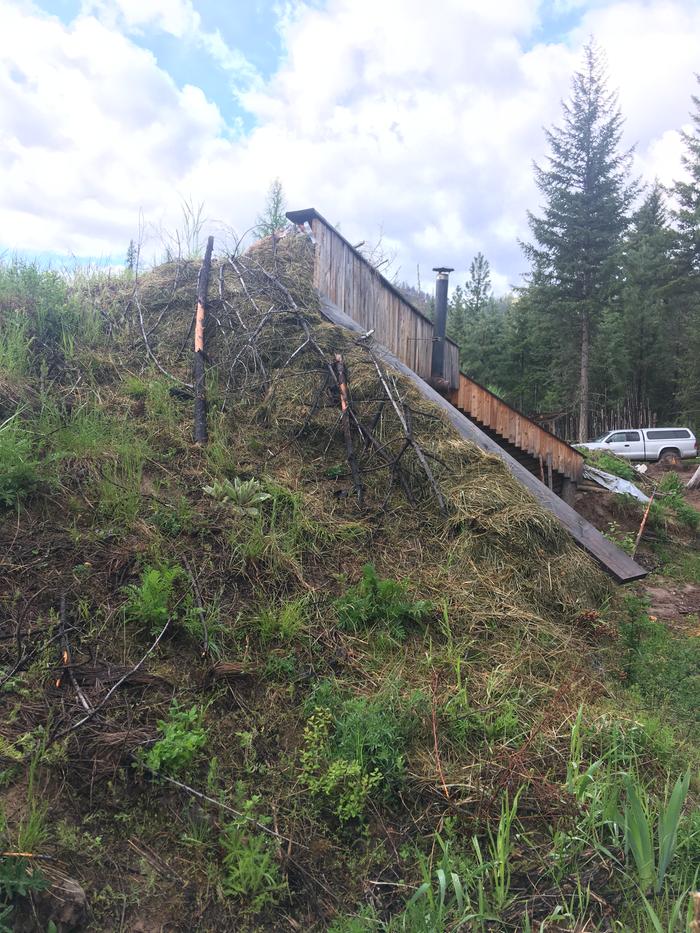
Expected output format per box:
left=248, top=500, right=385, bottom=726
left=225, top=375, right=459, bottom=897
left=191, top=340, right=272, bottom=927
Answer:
left=334, top=354, right=364, bottom=508
left=194, top=235, right=214, bottom=444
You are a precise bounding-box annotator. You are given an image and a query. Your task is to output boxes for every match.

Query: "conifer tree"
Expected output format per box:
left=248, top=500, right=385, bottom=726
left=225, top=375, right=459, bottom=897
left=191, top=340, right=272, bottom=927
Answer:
left=255, top=178, right=288, bottom=238
left=672, top=80, right=700, bottom=426
left=466, top=253, right=492, bottom=316
left=523, top=42, right=636, bottom=440
left=595, top=183, right=675, bottom=418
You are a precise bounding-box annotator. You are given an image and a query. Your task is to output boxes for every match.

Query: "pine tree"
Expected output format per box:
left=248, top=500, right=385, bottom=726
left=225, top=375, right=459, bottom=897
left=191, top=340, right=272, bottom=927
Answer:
left=125, top=239, right=137, bottom=272
left=255, top=178, right=288, bottom=238
left=672, top=80, right=700, bottom=428
left=465, top=253, right=492, bottom=316
left=595, top=184, right=675, bottom=420
left=523, top=42, right=636, bottom=440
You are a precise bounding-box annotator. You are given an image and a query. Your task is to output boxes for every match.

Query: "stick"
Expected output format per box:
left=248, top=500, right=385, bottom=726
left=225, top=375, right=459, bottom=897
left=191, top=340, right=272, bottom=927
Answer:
left=366, top=348, right=447, bottom=513
left=48, top=620, right=171, bottom=746
left=58, top=596, right=92, bottom=713
left=155, top=773, right=306, bottom=848
left=334, top=353, right=364, bottom=508
left=194, top=236, right=214, bottom=444
left=631, top=488, right=655, bottom=559
left=431, top=672, right=449, bottom=799
left=183, top=558, right=208, bottom=658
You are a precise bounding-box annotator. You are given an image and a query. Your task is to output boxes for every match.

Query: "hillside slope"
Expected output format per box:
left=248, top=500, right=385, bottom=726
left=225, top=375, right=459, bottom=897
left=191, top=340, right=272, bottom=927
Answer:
left=0, top=246, right=698, bottom=931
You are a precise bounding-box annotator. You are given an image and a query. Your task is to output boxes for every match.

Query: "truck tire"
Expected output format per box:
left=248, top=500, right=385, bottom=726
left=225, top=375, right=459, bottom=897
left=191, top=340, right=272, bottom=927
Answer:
left=659, top=448, right=681, bottom=464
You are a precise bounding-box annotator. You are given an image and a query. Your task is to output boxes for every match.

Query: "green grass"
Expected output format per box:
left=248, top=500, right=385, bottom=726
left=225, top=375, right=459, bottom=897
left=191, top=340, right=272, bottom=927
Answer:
left=334, top=563, right=433, bottom=641
left=583, top=449, right=638, bottom=481
left=619, top=595, right=700, bottom=739
left=0, top=416, right=38, bottom=507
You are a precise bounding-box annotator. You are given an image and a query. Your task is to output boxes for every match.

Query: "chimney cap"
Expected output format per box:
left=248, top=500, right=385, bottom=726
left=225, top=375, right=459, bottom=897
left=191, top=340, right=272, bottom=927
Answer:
left=433, top=266, right=454, bottom=274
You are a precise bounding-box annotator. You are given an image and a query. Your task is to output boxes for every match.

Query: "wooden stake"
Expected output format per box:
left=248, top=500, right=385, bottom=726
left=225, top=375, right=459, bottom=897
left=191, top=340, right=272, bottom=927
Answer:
left=194, top=236, right=214, bottom=445
left=334, top=353, right=364, bottom=508
left=631, top=488, right=655, bottom=559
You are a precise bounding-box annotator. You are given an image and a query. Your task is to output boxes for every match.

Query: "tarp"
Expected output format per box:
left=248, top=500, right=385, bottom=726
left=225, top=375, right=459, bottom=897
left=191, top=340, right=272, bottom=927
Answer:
left=583, top=466, right=650, bottom=503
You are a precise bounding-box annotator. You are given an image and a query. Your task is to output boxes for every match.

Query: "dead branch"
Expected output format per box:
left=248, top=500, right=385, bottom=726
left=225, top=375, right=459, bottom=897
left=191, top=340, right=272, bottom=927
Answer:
left=364, top=346, right=447, bottom=514
left=48, top=619, right=171, bottom=747
left=334, top=353, right=364, bottom=508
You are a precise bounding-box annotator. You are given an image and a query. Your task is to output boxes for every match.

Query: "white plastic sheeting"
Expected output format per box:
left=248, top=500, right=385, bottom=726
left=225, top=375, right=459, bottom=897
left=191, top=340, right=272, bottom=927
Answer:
left=583, top=466, right=650, bottom=503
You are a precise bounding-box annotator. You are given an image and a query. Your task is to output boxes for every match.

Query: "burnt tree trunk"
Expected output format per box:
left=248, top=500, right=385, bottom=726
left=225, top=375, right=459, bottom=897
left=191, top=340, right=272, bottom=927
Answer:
left=194, top=236, right=214, bottom=445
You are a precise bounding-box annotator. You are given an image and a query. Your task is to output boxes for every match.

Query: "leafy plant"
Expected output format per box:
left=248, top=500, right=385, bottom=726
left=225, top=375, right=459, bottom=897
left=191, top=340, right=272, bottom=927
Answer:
left=203, top=477, right=271, bottom=516
left=123, top=565, right=183, bottom=634
left=300, top=707, right=382, bottom=822
left=142, top=702, right=207, bottom=777
left=255, top=596, right=308, bottom=643
left=616, top=770, right=690, bottom=894
left=334, top=564, right=433, bottom=640
left=220, top=793, right=284, bottom=911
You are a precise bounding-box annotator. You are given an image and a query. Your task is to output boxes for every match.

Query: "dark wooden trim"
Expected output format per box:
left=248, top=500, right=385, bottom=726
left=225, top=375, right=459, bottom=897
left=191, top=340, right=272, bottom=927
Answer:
left=319, top=297, right=647, bottom=583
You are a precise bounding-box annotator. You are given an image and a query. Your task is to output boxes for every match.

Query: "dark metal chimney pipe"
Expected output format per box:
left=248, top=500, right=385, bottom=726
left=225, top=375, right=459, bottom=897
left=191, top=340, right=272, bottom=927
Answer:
left=431, top=266, right=453, bottom=379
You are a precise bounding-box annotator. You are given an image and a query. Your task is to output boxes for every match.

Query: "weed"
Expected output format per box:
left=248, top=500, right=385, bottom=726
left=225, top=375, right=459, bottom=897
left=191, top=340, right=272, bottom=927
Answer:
left=204, top=477, right=272, bottom=516
left=301, top=689, right=425, bottom=821
left=604, top=520, right=636, bottom=554
left=616, top=770, right=690, bottom=894
left=335, top=563, right=433, bottom=641
left=655, top=472, right=700, bottom=531
left=584, top=449, right=637, bottom=481
left=220, top=791, right=284, bottom=911
left=123, top=565, right=183, bottom=634
left=619, top=597, right=700, bottom=737
left=255, top=596, right=309, bottom=643
left=300, top=708, right=382, bottom=822
left=142, top=702, right=208, bottom=777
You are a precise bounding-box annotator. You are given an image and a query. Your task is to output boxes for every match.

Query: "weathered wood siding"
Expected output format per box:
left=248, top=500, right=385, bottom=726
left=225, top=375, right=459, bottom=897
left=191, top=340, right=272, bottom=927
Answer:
left=309, top=216, right=458, bottom=388
left=449, top=373, right=583, bottom=483
left=288, top=207, right=583, bottom=490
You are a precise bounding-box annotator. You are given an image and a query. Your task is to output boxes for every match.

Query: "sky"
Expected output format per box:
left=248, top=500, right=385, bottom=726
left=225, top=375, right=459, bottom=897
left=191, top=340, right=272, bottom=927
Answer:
left=0, top=0, right=699, bottom=293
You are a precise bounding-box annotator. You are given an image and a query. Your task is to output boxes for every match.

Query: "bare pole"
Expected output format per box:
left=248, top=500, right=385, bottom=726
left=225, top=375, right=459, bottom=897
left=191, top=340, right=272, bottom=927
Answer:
left=194, top=236, right=214, bottom=444
left=334, top=353, right=364, bottom=508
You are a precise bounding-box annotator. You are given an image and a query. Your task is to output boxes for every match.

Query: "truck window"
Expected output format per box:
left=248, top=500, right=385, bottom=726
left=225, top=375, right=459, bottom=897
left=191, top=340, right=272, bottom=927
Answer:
left=625, top=432, right=640, bottom=441
left=607, top=433, right=627, bottom=443
left=646, top=429, right=691, bottom=439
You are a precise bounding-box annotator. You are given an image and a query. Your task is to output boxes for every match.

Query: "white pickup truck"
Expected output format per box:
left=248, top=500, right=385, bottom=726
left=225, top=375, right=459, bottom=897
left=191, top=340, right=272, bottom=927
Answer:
left=577, top=427, right=698, bottom=462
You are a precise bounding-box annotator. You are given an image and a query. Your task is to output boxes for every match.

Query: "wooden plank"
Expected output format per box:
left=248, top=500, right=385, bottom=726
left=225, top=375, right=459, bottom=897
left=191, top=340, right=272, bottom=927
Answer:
left=319, top=297, right=647, bottom=584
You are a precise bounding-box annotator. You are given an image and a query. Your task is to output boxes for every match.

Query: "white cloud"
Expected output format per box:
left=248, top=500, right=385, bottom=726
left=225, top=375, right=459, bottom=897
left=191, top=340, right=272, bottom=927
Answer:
left=1, top=0, right=699, bottom=289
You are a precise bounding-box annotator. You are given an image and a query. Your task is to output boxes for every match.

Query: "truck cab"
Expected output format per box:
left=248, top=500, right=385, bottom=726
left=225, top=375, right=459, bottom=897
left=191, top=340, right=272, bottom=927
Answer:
left=579, top=428, right=697, bottom=461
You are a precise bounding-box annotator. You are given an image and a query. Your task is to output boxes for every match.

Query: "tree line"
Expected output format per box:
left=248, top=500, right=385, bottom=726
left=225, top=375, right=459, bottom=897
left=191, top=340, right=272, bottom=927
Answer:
left=440, top=44, right=700, bottom=442
left=253, top=45, right=699, bottom=443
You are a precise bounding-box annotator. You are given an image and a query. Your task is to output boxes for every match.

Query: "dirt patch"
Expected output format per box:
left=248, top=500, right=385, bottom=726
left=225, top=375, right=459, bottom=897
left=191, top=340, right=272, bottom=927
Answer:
left=643, top=581, right=700, bottom=635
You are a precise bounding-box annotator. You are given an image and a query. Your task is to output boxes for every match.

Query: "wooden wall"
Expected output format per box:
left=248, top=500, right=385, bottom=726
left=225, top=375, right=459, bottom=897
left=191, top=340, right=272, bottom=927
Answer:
left=288, top=207, right=583, bottom=489
left=449, top=373, right=583, bottom=483
left=310, top=217, right=458, bottom=389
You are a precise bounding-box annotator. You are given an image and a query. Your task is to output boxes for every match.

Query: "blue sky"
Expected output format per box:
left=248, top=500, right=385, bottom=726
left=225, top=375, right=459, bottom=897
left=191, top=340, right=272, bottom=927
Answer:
left=2, top=0, right=699, bottom=290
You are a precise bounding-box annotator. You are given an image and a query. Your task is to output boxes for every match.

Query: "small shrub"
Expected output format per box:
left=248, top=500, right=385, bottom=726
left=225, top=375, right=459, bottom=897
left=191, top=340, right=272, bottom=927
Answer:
left=334, top=563, right=433, bottom=640
left=300, top=689, right=425, bottom=821
left=123, top=565, right=183, bottom=634
left=143, top=702, right=207, bottom=777
left=300, top=707, right=382, bottom=822
left=0, top=419, right=37, bottom=507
